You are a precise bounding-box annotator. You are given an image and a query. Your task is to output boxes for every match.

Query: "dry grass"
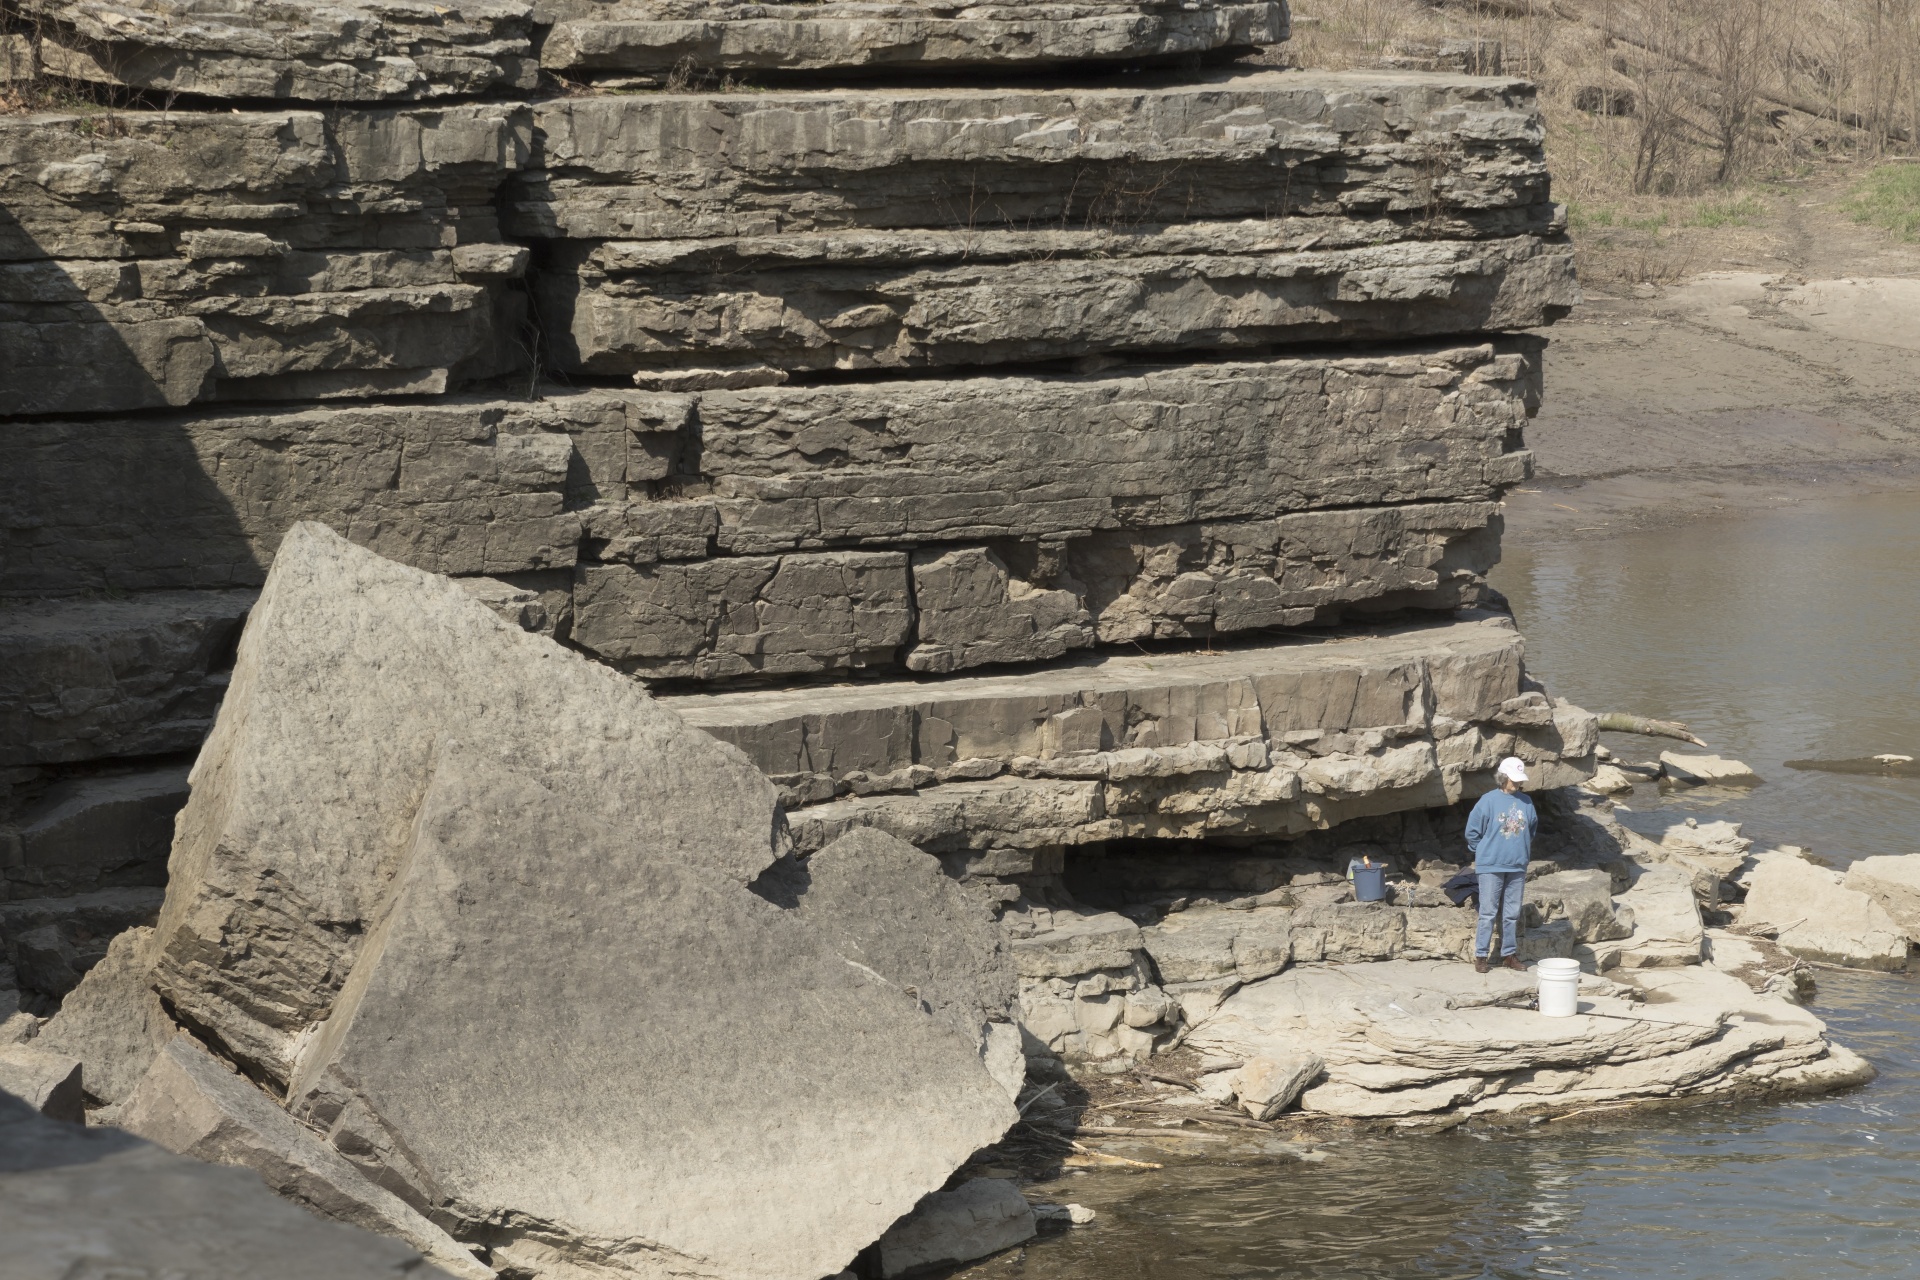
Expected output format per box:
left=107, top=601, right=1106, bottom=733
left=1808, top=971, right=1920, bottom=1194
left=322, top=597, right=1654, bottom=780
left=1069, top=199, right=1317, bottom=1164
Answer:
left=1844, top=160, right=1920, bottom=239
left=1282, top=0, right=1920, bottom=283
left=0, top=6, right=144, bottom=114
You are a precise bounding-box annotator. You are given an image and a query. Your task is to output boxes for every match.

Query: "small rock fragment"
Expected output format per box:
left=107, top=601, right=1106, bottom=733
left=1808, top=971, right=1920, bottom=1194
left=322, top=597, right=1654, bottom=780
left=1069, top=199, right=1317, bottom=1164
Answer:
left=1033, top=1202, right=1097, bottom=1226
left=0, top=1043, right=85, bottom=1123
left=1236, top=1053, right=1325, bottom=1120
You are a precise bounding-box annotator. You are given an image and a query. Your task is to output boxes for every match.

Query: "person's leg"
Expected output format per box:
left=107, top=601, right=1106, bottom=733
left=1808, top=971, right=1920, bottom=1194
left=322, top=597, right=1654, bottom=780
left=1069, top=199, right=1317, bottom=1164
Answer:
left=1475, top=871, right=1502, bottom=958
left=1500, top=871, right=1526, bottom=957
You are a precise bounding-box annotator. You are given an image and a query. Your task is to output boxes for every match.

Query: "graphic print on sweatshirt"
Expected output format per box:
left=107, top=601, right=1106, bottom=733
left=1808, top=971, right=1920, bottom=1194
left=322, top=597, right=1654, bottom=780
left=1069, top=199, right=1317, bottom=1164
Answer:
left=1498, top=805, right=1528, bottom=838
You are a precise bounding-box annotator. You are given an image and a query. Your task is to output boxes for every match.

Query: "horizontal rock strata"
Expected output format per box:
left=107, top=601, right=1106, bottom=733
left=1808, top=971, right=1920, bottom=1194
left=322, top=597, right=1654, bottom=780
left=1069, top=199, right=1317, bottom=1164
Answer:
left=0, top=592, right=250, bottom=763
left=1, top=765, right=187, bottom=901
left=667, top=615, right=1600, bottom=845
left=0, top=104, right=530, bottom=415
left=20, top=0, right=538, bottom=100
left=9, top=344, right=1529, bottom=591
left=535, top=0, right=1284, bottom=75
left=573, top=502, right=1502, bottom=678
left=540, top=227, right=1572, bottom=378
left=5, top=401, right=585, bottom=595
left=515, top=70, right=1570, bottom=381
left=567, top=342, right=1539, bottom=555
left=509, top=72, right=1547, bottom=241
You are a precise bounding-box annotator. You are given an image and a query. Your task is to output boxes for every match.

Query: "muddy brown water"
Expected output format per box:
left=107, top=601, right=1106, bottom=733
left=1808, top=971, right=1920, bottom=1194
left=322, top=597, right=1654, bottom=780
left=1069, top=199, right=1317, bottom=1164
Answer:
left=975, top=494, right=1920, bottom=1279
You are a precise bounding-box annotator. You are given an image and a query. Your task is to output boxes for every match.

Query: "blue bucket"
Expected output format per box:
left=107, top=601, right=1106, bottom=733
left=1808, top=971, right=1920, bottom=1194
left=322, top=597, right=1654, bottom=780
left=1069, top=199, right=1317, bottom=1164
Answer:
left=1350, top=860, right=1388, bottom=902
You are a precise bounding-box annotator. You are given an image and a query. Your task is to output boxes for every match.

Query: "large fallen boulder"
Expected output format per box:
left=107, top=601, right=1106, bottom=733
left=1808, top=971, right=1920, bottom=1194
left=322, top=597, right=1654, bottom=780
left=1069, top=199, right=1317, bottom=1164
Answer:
left=1603, top=865, right=1703, bottom=969
left=1745, top=852, right=1909, bottom=970
left=120, top=523, right=1014, bottom=1279
left=794, top=828, right=1025, bottom=1098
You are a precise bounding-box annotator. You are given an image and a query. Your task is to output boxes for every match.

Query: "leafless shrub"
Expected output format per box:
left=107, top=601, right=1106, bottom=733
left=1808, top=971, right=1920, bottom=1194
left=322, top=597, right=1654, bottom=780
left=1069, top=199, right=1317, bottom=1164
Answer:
left=1292, top=0, right=1920, bottom=197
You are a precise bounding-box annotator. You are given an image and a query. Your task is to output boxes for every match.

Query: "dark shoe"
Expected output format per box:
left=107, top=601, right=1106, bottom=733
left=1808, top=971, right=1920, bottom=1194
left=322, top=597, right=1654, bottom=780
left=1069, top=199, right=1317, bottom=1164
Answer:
left=1474, top=956, right=1491, bottom=974
left=1502, top=954, right=1524, bottom=971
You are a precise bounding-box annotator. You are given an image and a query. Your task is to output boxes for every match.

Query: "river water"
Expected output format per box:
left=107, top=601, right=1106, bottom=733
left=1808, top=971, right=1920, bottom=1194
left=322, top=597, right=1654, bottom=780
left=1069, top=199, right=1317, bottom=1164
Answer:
left=986, top=493, right=1920, bottom=1279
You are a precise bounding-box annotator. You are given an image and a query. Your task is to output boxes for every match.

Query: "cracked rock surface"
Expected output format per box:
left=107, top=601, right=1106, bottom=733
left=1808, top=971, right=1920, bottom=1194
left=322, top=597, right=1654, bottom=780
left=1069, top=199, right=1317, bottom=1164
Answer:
left=125, top=523, right=1014, bottom=1279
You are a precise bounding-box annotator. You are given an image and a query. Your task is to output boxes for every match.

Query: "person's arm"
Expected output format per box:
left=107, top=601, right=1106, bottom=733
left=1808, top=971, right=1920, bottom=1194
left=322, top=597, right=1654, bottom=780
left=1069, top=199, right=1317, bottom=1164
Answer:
left=1464, top=794, right=1487, bottom=858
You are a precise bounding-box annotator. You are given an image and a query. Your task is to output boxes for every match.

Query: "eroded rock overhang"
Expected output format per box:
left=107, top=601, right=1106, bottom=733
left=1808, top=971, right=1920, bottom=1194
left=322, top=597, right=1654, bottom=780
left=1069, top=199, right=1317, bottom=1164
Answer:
left=669, top=615, right=1597, bottom=858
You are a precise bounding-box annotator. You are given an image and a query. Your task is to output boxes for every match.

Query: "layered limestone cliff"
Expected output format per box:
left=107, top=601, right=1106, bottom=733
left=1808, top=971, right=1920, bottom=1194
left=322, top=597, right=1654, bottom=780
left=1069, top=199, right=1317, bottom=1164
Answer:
left=4, top=4, right=1864, bottom=1277
left=2, top=31, right=1586, bottom=976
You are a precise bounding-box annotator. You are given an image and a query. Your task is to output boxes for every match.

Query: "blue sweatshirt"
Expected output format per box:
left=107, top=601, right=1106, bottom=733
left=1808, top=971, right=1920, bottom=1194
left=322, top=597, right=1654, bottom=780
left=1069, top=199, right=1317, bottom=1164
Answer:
left=1465, top=788, right=1536, bottom=872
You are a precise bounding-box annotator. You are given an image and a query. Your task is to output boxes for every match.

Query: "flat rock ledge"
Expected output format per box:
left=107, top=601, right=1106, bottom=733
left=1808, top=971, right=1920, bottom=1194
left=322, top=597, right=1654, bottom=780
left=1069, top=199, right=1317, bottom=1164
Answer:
left=1187, top=959, right=1871, bottom=1122
left=992, top=797, right=1875, bottom=1108
left=670, top=613, right=1600, bottom=853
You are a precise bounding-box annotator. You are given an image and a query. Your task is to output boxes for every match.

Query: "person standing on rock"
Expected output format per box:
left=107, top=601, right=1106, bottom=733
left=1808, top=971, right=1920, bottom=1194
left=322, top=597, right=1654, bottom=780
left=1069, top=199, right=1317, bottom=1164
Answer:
left=1466, top=756, right=1537, bottom=973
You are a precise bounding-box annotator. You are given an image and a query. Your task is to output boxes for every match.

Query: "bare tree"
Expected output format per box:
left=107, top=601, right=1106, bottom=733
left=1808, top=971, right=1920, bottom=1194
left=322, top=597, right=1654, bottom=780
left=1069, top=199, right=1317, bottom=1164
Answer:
left=1621, top=0, right=1694, bottom=192
left=1695, top=0, right=1776, bottom=181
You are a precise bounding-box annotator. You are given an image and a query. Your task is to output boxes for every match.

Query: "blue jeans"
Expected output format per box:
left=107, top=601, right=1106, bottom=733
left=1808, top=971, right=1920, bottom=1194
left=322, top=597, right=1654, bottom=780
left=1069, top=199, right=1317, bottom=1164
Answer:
left=1476, top=870, right=1526, bottom=958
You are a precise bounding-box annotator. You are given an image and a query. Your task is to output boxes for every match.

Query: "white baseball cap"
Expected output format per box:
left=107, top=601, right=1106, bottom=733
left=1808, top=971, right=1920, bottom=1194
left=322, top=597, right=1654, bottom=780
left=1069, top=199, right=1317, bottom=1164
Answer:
left=1496, top=757, right=1529, bottom=783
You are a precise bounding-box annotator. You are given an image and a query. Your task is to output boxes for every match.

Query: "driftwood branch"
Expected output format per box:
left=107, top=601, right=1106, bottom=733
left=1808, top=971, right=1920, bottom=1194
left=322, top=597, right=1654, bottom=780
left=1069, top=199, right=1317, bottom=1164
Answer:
left=1067, top=1141, right=1166, bottom=1167
left=1075, top=1126, right=1226, bottom=1141
left=1593, top=713, right=1707, bottom=746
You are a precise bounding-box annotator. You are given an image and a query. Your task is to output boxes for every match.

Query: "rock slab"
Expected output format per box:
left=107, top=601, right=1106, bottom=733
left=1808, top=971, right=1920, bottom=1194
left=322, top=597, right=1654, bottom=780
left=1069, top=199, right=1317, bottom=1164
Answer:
left=1745, top=853, right=1909, bottom=970
left=0, top=1088, right=452, bottom=1279
left=1660, top=752, right=1762, bottom=787
left=120, top=1036, right=490, bottom=1279
left=144, top=522, right=1014, bottom=1280
left=1843, top=855, right=1920, bottom=943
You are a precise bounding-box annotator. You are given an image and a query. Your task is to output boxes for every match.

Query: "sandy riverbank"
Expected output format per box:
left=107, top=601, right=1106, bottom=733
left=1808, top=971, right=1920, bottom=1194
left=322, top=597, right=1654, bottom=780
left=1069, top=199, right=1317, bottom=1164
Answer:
left=1507, top=190, right=1920, bottom=546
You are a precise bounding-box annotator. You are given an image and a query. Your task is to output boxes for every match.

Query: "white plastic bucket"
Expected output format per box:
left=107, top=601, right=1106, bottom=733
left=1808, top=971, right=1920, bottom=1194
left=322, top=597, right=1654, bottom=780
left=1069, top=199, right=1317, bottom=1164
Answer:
left=1536, top=958, right=1582, bottom=1018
